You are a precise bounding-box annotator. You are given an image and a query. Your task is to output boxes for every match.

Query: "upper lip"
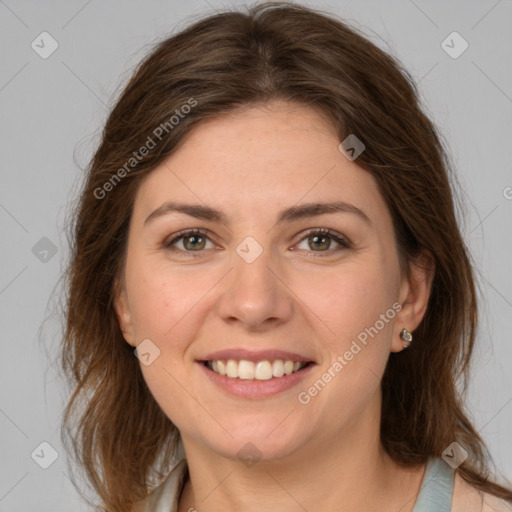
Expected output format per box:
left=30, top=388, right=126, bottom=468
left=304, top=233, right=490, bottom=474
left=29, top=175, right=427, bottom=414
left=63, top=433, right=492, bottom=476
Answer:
left=198, top=349, right=315, bottom=363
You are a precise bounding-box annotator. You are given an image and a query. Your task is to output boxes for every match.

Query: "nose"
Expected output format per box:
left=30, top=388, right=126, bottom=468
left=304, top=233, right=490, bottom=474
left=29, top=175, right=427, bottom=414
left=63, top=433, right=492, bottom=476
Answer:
left=215, top=246, right=294, bottom=331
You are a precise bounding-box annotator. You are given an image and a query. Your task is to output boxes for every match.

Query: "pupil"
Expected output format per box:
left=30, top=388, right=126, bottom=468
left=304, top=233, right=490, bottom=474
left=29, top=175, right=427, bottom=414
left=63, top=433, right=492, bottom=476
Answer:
left=311, top=235, right=329, bottom=250
left=186, top=235, right=204, bottom=250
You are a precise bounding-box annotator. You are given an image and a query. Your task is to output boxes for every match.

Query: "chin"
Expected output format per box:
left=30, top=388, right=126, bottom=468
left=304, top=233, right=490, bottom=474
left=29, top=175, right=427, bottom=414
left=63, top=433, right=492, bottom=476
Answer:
left=197, top=424, right=309, bottom=463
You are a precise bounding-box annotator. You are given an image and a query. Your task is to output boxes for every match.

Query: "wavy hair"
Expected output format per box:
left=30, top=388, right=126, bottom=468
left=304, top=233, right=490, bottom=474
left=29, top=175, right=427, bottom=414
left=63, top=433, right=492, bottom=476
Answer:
left=60, top=2, right=512, bottom=510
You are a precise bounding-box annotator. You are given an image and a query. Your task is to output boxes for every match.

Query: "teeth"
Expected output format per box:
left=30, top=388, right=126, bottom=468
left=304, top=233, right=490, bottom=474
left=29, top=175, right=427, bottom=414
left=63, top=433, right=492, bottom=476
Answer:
left=238, top=360, right=256, bottom=379
left=226, top=359, right=238, bottom=378
left=272, top=360, right=285, bottom=377
left=255, top=361, right=273, bottom=380
left=206, top=359, right=308, bottom=380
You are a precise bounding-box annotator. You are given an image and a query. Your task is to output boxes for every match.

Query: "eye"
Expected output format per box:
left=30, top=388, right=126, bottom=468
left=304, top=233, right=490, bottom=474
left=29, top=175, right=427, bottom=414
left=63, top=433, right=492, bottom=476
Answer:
left=294, top=228, right=351, bottom=255
left=163, top=229, right=215, bottom=256
left=162, top=227, right=351, bottom=257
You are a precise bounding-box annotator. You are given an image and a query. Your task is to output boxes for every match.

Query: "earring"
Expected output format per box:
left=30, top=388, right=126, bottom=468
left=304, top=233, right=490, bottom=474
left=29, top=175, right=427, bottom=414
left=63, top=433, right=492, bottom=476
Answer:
left=400, top=329, right=413, bottom=348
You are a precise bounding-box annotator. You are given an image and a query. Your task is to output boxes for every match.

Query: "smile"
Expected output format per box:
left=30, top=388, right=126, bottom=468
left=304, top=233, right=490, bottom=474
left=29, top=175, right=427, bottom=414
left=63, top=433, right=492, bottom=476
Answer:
left=204, top=359, right=310, bottom=380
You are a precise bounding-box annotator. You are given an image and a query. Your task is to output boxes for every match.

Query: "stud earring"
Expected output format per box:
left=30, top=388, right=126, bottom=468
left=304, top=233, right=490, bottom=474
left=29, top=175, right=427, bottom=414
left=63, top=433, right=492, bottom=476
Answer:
left=400, top=329, right=413, bottom=348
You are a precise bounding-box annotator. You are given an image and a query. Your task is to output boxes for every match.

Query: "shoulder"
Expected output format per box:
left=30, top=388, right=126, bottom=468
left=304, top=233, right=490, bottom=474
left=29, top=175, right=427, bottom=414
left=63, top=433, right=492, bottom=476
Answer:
left=130, top=459, right=188, bottom=512
left=451, top=472, right=512, bottom=512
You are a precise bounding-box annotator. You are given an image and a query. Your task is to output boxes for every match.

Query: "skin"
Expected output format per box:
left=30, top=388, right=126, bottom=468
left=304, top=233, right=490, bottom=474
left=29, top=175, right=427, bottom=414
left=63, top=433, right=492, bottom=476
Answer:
left=115, top=100, right=434, bottom=512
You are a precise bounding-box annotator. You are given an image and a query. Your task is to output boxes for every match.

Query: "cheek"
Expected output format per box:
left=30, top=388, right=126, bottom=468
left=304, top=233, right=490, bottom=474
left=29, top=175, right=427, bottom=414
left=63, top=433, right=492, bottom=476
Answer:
left=125, top=260, right=212, bottom=345
left=306, top=267, right=396, bottom=338
left=290, top=264, right=399, bottom=430
left=295, top=260, right=398, bottom=381
left=124, top=261, right=216, bottom=429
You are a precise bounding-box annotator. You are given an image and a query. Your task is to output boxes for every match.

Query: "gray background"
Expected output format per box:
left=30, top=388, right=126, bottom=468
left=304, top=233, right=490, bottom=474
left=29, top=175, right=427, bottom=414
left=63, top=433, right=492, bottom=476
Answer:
left=1, top=0, right=511, bottom=510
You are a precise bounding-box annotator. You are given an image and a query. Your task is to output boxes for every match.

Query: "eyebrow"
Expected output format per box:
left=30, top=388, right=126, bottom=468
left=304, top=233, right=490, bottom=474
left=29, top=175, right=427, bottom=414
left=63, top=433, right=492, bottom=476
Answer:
left=143, top=200, right=371, bottom=227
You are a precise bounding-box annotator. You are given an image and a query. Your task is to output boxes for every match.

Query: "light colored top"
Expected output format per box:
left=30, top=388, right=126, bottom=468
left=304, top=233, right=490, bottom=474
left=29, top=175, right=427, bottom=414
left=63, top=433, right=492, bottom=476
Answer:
left=132, top=457, right=512, bottom=512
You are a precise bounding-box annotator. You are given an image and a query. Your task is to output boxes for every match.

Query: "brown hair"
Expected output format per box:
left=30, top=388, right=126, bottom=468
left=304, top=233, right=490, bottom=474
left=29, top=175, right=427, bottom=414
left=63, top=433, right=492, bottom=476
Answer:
left=60, top=2, right=512, bottom=510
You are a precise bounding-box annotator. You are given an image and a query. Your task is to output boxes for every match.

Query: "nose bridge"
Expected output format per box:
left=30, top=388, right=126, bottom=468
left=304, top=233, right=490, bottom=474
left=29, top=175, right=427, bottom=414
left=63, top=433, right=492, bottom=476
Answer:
left=215, top=237, right=293, bottom=328
left=234, top=242, right=274, bottom=293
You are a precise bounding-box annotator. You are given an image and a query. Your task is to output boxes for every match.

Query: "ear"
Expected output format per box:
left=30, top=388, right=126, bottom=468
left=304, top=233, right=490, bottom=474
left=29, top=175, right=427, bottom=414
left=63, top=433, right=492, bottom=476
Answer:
left=391, top=250, right=435, bottom=353
left=113, top=277, right=136, bottom=347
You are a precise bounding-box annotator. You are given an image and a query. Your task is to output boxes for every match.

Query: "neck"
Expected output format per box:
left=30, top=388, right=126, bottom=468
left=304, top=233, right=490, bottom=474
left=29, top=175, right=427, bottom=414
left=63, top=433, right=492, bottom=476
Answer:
left=178, top=392, right=425, bottom=512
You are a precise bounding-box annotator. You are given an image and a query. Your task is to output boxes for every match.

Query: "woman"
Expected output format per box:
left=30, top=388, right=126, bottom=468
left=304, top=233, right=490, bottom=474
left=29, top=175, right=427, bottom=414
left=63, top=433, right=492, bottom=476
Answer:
left=61, top=2, right=512, bottom=511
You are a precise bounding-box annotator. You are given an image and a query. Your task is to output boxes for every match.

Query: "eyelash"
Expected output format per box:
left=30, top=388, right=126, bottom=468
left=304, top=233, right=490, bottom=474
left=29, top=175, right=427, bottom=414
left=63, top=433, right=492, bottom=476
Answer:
left=162, top=228, right=351, bottom=258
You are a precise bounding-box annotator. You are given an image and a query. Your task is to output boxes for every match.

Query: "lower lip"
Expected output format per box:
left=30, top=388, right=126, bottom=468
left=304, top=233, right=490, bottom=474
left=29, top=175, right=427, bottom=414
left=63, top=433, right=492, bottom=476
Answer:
left=197, top=362, right=316, bottom=400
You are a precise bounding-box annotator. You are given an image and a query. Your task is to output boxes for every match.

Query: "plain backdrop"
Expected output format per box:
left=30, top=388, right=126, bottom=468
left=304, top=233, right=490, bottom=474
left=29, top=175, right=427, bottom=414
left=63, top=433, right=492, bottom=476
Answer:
left=0, top=0, right=511, bottom=510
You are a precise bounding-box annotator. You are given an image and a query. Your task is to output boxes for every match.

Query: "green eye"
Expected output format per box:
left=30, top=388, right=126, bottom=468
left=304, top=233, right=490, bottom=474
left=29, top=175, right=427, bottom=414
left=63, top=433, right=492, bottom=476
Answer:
left=164, top=229, right=213, bottom=254
left=181, top=233, right=207, bottom=251
left=296, top=229, right=351, bottom=254
left=163, top=228, right=351, bottom=257
left=308, top=233, right=331, bottom=251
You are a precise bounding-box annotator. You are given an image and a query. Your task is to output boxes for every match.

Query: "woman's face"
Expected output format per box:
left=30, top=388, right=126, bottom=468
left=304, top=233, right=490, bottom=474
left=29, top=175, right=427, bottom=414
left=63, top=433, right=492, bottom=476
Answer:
left=115, top=100, right=428, bottom=462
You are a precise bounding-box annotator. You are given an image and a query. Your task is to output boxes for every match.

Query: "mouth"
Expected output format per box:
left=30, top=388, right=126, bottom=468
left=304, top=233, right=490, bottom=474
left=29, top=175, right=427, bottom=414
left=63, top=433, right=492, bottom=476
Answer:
left=195, top=349, right=317, bottom=399
left=196, top=357, right=316, bottom=399
left=200, top=359, right=314, bottom=380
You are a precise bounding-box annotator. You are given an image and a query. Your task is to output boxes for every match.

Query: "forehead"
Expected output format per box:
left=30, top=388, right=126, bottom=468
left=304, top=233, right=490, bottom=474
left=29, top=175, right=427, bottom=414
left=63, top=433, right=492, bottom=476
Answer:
left=133, top=101, right=387, bottom=225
